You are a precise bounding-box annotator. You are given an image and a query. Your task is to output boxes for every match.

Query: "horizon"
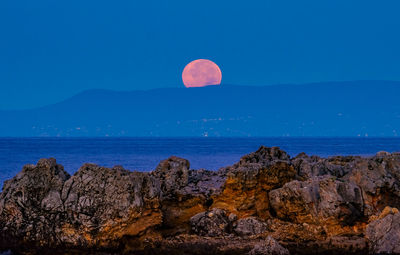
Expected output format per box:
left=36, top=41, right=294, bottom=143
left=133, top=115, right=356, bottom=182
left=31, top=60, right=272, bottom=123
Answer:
left=2, top=0, right=400, bottom=109
left=0, top=80, right=399, bottom=137
left=1, top=79, right=399, bottom=111
left=1, top=1, right=400, bottom=137
left=2, top=2, right=400, bottom=253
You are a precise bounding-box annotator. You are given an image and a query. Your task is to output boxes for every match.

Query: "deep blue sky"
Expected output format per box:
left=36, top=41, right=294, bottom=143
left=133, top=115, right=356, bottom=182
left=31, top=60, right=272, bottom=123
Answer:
left=1, top=0, right=400, bottom=109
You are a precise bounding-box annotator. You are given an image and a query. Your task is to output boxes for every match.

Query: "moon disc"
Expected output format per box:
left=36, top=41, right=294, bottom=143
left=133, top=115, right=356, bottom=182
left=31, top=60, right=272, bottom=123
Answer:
left=182, top=59, right=222, bottom=88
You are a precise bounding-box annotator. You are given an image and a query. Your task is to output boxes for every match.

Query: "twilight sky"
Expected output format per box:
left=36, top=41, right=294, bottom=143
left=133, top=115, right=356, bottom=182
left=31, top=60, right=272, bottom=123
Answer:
left=1, top=0, right=400, bottom=109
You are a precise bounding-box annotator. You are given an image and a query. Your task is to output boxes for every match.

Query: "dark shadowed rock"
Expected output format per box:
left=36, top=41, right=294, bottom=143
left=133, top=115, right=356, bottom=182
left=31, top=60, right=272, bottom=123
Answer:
left=248, top=236, right=290, bottom=255
left=190, top=208, right=231, bottom=237
left=292, top=153, right=360, bottom=179
left=234, top=217, right=268, bottom=236
left=152, top=156, right=190, bottom=197
left=238, top=146, right=290, bottom=166
left=184, top=169, right=226, bottom=196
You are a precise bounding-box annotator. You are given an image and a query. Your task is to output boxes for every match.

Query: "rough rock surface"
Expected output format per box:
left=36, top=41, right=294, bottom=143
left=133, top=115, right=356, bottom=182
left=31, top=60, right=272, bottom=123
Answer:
left=248, top=236, right=289, bottom=255
left=366, top=206, right=400, bottom=254
left=0, top=146, right=400, bottom=254
left=190, top=208, right=231, bottom=237
left=211, top=147, right=297, bottom=219
left=234, top=217, right=269, bottom=236
left=269, top=176, right=364, bottom=236
left=152, top=156, right=189, bottom=196
left=0, top=160, right=162, bottom=250
left=0, top=159, right=70, bottom=247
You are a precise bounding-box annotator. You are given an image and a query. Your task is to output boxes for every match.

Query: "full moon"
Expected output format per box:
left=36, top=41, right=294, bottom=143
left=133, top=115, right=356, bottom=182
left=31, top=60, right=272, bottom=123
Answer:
left=182, top=59, right=222, bottom=88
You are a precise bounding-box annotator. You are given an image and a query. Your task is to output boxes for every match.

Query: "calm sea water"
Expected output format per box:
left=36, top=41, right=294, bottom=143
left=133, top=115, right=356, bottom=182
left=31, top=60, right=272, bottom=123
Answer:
left=1, top=137, right=400, bottom=188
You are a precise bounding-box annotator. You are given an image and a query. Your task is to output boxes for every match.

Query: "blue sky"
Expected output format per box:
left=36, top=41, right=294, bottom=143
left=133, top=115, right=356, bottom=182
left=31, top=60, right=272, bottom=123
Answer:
left=1, top=0, right=400, bottom=109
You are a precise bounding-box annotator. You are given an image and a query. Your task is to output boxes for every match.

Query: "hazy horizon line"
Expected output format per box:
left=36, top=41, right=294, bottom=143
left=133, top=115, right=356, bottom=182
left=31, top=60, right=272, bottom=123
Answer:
left=1, top=79, right=399, bottom=111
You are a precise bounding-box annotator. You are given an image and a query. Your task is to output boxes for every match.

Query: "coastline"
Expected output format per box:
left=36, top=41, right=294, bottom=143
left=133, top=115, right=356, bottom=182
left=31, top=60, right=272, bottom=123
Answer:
left=1, top=146, right=399, bottom=254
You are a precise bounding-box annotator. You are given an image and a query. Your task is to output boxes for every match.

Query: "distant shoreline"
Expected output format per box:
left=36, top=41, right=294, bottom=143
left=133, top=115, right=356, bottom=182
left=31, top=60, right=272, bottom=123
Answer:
left=1, top=81, right=399, bottom=137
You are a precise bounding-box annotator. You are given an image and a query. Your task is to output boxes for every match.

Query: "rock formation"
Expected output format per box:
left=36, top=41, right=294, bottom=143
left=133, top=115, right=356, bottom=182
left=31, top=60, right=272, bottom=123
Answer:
left=366, top=206, right=400, bottom=254
left=248, top=236, right=289, bottom=255
left=0, top=146, right=400, bottom=254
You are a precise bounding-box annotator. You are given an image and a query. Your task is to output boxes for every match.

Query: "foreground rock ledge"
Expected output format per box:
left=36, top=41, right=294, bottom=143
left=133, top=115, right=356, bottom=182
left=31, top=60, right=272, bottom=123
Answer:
left=1, top=146, right=400, bottom=254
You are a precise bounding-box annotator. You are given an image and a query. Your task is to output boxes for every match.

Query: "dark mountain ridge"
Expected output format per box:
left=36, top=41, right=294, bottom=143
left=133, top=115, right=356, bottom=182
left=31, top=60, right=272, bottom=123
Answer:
left=1, top=80, right=399, bottom=137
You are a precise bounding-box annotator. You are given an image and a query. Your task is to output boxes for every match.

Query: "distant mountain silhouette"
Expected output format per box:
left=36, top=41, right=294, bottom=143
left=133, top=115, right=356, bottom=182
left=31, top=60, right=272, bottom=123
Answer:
left=1, top=81, right=399, bottom=137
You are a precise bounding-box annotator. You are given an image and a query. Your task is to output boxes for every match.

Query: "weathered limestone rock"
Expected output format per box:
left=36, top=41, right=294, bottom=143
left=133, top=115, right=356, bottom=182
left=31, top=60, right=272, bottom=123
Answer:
left=234, top=217, right=268, bottom=236
left=0, top=158, right=69, bottom=246
left=212, top=146, right=296, bottom=219
left=60, top=164, right=162, bottom=248
left=190, top=208, right=231, bottom=237
left=0, top=159, right=163, bottom=251
left=366, top=206, right=400, bottom=254
left=292, top=153, right=359, bottom=179
left=344, top=153, right=400, bottom=217
left=1, top=146, right=400, bottom=254
left=269, top=176, right=364, bottom=235
left=152, top=156, right=190, bottom=197
left=248, top=236, right=290, bottom=255
left=156, top=158, right=225, bottom=235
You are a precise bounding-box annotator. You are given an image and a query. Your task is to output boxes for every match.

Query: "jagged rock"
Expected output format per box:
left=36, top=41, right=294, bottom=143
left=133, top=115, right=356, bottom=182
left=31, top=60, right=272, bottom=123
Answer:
left=292, top=151, right=400, bottom=217
left=152, top=156, right=190, bottom=196
left=269, top=176, right=364, bottom=232
left=366, top=207, right=400, bottom=254
left=234, top=217, right=268, bottom=236
left=238, top=146, right=290, bottom=165
left=0, top=158, right=69, bottom=246
left=0, top=159, right=163, bottom=250
left=190, top=208, right=231, bottom=237
left=248, top=236, right=289, bottom=255
left=1, top=146, right=400, bottom=254
left=344, top=153, right=400, bottom=216
left=60, top=163, right=162, bottom=247
left=158, top=166, right=225, bottom=235
left=292, top=153, right=359, bottom=179
left=212, top=146, right=296, bottom=219
left=184, top=169, right=225, bottom=197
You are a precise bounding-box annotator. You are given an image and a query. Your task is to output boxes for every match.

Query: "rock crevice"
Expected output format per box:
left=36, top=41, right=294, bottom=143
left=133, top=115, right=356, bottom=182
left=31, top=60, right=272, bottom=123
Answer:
left=1, top=146, right=400, bottom=254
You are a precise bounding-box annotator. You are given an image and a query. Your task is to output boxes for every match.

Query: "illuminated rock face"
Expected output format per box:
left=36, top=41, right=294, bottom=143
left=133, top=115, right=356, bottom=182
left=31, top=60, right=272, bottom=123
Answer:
left=211, top=147, right=296, bottom=219
left=1, top=147, right=400, bottom=254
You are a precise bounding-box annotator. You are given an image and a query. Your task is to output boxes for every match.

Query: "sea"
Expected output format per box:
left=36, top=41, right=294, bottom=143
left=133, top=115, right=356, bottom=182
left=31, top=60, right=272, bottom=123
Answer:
left=1, top=137, right=400, bottom=188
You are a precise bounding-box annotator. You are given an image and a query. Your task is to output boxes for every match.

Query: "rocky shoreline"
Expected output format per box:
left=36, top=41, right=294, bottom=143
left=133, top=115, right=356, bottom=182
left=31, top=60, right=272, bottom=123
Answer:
left=1, top=146, right=399, bottom=254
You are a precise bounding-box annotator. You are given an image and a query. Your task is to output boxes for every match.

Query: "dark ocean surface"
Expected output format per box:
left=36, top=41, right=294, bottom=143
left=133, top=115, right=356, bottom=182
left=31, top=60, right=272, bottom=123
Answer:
left=1, top=137, right=400, bottom=188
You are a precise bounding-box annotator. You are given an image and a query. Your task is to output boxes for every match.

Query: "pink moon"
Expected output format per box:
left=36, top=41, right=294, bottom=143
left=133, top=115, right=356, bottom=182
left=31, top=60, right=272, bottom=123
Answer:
left=182, top=59, right=222, bottom=88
